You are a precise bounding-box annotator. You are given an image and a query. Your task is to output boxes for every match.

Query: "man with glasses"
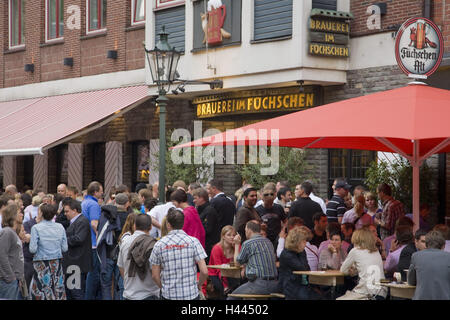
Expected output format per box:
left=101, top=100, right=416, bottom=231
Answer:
left=255, top=183, right=287, bottom=249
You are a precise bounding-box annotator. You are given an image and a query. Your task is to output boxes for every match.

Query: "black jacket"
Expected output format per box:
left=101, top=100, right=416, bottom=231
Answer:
left=63, top=214, right=93, bottom=273
left=197, top=201, right=220, bottom=258
left=398, top=242, right=417, bottom=281
left=209, top=194, right=236, bottom=232
left=289, top=197, right=323, bottom=230
left=278, top=249, right=310, bottom=299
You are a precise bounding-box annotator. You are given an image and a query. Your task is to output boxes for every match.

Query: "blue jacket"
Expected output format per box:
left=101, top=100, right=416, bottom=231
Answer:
left=29, top=220, right=68, bottom=261
left=96, top=205, right=121, bottom=274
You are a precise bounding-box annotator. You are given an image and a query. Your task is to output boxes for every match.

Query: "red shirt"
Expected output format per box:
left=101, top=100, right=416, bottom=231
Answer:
left=182, top=206, right=206, bottom=248
left=208, top=243, right=232, bottom=288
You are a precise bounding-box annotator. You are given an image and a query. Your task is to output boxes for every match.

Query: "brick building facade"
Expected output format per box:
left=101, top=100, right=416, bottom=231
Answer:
left=0, top=0, right=448, bottom=223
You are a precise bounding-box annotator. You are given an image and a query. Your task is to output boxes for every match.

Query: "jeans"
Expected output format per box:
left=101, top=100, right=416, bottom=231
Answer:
left=227, top=279, right=279, bottom=300
left=0, top=279, right=19, bottom=300
left=85, top=249, right=102, bottom=300
left=100, top=258, right=120, bottom=300
left=66, top=272, right=87, bottom=300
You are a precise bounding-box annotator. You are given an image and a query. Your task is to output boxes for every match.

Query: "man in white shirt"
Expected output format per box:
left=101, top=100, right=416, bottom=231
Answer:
left=117, top=214, right=160, bottom=300
left=148, top=201, right=175, bottom=239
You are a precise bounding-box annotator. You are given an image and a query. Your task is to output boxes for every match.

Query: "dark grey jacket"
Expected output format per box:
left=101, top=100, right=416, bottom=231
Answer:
left=408, top=248, right=450, bottom=300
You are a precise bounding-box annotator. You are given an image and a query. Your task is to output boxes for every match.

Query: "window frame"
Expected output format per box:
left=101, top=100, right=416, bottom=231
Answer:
left=131, top=0, right=145, bottom=26
left=86, top=0, right=107, bottom=35
left=9, top=0, right=25, bottom=49
left=328, top=149, right=376, bottom=198
left=46, top=0, right=64, bottom=42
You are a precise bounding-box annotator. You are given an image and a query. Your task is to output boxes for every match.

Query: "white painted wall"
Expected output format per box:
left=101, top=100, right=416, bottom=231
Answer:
left=349, top=32, right=397, bottom=70
left=0, top=69, right=146, bottom=102
left=145, top=0, right=349, bottom=96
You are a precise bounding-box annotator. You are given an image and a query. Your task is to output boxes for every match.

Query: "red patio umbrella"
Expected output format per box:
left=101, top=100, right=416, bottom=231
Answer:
left=174, top=83, right=450, bottom=230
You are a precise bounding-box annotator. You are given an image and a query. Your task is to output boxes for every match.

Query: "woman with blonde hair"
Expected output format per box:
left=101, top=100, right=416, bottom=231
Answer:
left=365, top=192, right=382, bottom=222
left=338, top=228, right=387, bottom=300
left=207, top=225, right=238, bottom=299
left=278, top=226, right=314, bottom=300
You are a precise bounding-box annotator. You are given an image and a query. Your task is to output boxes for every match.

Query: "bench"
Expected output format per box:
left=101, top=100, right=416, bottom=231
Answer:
left=227, top=293, right=273, bottom=300
left=270, top=293, right=286, bottom=299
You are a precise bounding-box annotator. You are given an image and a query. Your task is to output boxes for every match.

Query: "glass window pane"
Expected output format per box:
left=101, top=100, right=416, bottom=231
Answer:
left=21, top=0, right=25, bottom=43
left=59, top=0, right=64, bottom=36
left=89, top=0, right=98, bottom=30
left=137, top=144, right=150, bottom=182
left=135, top=0, right=145, bottom=21
left=11, top=1, right=18, bottom=45
left=102, top=0, right=107, bottom=28
left=49, top=0, right=57, bottom=39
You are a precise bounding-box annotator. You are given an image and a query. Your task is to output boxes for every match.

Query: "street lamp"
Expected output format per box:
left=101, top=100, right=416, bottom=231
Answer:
left=144, top=26, right=181, bottom=203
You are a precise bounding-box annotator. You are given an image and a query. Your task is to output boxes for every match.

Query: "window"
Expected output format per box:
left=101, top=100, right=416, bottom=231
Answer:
left=47, top=0, right=64, bottom=41
left=132, top=141, right=150, bottom=190
left=312, top=0, right=337, bottom=11
left=253, top=0, right=292, bottom=41
left=87, top=0, right=107, bottom=33
left=132, top=0, right=145, bottom=25
left=155, top=5, right=185, bottom=52
left=9, top=0, right=25, bottom=48
left=328, top=149, right=376, bottom=197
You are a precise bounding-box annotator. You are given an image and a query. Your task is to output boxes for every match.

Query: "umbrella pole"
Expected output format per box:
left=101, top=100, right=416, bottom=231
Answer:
left=412, top=140, right=420, bottom=233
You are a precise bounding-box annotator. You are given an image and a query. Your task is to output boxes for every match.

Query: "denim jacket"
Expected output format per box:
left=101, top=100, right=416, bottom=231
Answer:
left=29, top=220, right=68, bottom=261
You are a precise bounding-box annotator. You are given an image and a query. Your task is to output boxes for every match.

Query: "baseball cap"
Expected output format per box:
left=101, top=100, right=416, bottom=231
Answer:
left=115, top=193, right=129, bottom=205
left=335, top=181, right=352, bottom=190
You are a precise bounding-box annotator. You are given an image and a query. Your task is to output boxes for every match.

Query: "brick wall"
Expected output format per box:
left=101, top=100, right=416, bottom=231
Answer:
left=0, top=0, right=145, bottom=88
left=350, top=0, right=424, bottom=37
left=432, top=0, right=450, bottom=54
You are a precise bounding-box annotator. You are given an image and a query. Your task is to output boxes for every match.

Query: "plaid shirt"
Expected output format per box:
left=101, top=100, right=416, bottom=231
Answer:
left=149, top=229, right=207, bottom=300
left=237, top=234, right=278, bottom=280
left=380, top=197, right=405, bottom=240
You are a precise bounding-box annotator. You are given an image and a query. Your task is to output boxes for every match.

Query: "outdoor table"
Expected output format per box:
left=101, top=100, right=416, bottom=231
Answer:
left=292, top=270, right=345, bottom=300
left=380, top=282, right=416, bottom=299
left=207, top=264, right=242, bottom=279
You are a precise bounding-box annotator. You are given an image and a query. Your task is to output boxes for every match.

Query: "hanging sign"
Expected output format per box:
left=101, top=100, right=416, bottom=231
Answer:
left=395, top=17, right=444, bottom=79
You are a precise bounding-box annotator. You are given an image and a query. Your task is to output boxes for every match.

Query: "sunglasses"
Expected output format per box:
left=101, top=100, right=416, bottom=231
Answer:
left=263, top=193, right=274, bottom=197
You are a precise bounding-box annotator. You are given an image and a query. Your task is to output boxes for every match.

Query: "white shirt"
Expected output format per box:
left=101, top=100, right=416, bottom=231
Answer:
left=148, top=202, right=175, bottom=238
left=340, top=247, right=387, bottom=298
left=117, top=231, right=160, bottom=300
left=309, top=192, right=326, bottom=214
left=23, top=205, right=39, bottom=223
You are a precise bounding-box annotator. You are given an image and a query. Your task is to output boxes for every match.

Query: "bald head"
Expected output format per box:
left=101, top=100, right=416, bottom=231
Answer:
left=57, top=184, right=67, bottom=196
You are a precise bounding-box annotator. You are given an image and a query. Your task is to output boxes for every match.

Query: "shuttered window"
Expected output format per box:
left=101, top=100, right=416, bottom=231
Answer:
left=155, top=5, right=185, bottom=52
left=253, top=0, right=292, bottom=41
left=312, top=0, right=337, bottom=11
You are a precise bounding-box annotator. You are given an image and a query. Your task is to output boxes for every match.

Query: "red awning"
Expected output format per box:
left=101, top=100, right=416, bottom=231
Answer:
left=0, top=85, right=150, bottom=156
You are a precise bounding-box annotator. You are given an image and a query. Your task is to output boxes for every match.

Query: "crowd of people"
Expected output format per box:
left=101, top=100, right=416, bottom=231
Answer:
left=0, top=178, right=449, bottom=301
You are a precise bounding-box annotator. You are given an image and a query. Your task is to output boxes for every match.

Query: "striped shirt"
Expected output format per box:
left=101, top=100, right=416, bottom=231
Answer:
left=237, top=234, right=277, bottom=280
left=326, top=194, right=347, bottom=222
left=149, top=229, right=207, bottom=300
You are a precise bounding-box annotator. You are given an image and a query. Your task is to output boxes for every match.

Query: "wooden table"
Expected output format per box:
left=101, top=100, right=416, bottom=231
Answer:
left=293, top=270, right=345, bottom=299
left=380, top=282, right=416, bottom=299
left=207, top=264, right=242, bottom=279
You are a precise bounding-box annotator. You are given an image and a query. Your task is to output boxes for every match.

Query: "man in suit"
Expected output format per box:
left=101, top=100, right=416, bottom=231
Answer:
left=408, top=230, right=450, bottom=300
left=63, top=199, right=92, bottom=300
left=206, top=179, right=236, bottom=233
left=288, top=181, right=322, bottom=231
